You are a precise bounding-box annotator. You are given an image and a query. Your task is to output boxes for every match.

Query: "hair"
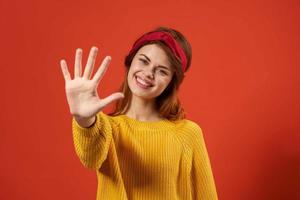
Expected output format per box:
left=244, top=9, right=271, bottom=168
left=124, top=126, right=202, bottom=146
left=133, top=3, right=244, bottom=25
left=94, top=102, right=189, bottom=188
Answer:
left=108, top=26, right=192, bottom=121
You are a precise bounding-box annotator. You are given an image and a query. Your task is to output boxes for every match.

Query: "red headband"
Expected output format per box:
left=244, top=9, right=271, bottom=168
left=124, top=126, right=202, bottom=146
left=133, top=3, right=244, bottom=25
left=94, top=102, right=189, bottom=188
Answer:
left=129, top=31, right=188, bottom=72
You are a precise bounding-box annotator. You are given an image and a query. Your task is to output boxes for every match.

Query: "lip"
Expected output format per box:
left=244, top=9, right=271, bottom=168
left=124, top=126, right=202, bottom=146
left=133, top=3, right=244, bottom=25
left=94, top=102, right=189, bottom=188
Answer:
left=135, top=76, right=153, bottom=89
left=137, top=75, right=154, bottom=86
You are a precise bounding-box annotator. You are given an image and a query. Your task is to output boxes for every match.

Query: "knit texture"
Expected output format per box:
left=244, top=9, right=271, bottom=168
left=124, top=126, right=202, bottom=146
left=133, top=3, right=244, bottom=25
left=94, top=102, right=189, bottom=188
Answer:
left=72, top=111, right=218, bottom=200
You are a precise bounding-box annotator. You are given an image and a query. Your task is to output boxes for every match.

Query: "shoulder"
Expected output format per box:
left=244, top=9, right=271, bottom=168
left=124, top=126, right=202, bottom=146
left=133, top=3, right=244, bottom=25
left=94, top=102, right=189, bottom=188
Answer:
left=174, top=118, right=203, bottom=135
left=173, top=118, right=204, bottom=148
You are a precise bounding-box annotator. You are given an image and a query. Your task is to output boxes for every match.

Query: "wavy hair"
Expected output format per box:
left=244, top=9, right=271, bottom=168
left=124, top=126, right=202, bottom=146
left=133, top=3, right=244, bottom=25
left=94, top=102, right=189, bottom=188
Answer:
left=108, top=26, right=192, bottom=121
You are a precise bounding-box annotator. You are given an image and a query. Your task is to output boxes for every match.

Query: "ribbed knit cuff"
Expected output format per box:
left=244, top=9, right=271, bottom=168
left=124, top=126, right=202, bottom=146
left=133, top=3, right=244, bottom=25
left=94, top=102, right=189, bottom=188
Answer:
left=72, top=114, right=101, bottom=137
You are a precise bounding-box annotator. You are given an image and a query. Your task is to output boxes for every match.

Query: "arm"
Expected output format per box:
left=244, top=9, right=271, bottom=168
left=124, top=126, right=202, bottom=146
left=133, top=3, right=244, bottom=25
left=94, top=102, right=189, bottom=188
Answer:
left=190, top=125, right=219, bottom=200
left=72, top=111, right=113, bottom=170
left=60, top=46, right=124, bottom=170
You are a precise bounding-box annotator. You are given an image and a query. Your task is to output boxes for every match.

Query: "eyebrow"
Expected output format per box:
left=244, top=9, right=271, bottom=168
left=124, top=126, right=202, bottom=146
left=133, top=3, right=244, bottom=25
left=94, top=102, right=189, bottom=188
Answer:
left=139, top=54, right=171, bottom=71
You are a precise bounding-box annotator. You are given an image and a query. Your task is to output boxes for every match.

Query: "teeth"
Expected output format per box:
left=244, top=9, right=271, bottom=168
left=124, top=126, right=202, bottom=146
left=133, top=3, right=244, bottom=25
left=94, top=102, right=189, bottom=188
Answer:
left=136, top=76, right=151, bottom=87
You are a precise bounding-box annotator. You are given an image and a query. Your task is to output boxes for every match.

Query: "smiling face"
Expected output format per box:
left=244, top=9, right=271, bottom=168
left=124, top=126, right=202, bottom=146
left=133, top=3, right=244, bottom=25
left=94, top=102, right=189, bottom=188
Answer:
left=127, top=44, right=174, bottom=100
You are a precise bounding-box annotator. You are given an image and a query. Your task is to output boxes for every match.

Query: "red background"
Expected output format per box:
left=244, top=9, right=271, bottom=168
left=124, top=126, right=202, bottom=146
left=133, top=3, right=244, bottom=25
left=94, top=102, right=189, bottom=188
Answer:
left=1, top=0, right=299, bottom=199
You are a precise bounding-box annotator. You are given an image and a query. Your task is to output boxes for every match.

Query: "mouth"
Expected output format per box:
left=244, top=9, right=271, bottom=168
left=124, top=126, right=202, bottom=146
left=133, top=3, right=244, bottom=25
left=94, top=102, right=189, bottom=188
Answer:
left=135, top=75, right=154, bottom=89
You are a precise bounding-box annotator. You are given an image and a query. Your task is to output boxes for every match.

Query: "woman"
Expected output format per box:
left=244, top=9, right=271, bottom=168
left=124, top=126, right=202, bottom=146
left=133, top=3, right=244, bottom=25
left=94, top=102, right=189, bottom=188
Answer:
left=60, top=26, right=218, bottom=199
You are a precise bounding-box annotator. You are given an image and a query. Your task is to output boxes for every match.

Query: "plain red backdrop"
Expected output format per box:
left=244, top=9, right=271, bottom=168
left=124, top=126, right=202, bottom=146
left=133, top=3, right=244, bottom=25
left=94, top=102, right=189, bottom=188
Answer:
left=0, top=0, right=299, bottom=199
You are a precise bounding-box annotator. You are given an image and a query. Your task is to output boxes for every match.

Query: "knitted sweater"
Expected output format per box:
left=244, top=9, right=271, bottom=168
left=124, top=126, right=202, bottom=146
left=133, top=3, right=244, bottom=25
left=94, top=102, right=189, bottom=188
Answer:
left=72, top=111, right=218, bottom=200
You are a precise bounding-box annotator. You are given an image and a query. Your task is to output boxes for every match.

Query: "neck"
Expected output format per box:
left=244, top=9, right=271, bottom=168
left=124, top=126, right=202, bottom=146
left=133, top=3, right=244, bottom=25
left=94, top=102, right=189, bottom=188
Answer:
left=125, top=95, right=162, bottom=121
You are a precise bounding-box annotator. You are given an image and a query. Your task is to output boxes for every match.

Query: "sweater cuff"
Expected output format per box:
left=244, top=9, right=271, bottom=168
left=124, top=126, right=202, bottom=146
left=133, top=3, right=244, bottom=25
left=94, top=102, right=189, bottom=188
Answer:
left=72, top=114, right=101, bottom=137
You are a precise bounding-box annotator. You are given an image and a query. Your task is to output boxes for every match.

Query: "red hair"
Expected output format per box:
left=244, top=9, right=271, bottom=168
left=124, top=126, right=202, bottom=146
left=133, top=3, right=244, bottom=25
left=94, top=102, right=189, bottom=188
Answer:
left=108, top=26, right=192, bottom=121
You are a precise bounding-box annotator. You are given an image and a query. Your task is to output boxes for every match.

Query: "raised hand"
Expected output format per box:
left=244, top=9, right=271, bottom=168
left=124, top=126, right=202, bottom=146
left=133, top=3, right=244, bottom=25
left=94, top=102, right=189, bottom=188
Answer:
left=60, top=46, right=124, bottom=120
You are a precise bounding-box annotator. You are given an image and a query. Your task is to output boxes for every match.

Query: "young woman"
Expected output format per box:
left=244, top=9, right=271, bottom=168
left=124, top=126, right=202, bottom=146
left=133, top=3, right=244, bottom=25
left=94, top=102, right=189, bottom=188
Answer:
left=60, top=26, right=218, bottom=199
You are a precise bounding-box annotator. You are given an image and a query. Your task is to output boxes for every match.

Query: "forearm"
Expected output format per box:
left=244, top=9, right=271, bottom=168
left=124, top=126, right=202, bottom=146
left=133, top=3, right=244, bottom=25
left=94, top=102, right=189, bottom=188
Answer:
left=72, top=112, right=113, bottom=170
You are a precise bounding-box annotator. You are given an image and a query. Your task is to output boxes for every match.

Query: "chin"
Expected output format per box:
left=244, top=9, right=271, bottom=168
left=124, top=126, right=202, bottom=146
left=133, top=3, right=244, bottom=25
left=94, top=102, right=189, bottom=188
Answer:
left=131, top=90, right=156, bottom=100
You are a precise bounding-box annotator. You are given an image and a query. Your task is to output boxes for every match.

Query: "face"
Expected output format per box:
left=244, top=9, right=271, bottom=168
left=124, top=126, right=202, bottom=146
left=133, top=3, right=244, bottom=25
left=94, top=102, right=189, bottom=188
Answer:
left=127, top=44, right=174, bottom=100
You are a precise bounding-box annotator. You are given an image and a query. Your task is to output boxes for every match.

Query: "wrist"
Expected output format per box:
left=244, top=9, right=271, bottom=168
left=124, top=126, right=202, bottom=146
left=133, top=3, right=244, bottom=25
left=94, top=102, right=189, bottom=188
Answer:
left=74, top=115, right=96, bottom=128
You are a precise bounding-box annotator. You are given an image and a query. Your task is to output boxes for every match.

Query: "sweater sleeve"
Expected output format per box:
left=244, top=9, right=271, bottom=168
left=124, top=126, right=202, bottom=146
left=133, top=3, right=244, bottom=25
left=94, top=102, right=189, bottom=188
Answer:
left=190, top=124, right=219, bottom=200
left=72, top=111, right=114, bottom=170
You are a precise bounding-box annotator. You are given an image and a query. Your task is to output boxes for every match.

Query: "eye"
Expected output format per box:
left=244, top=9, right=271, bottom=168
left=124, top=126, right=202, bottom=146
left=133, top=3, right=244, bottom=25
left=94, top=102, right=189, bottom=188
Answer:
left=139, top=58, right=148, bottom=64
left=159, top=70, right=168, bottom=75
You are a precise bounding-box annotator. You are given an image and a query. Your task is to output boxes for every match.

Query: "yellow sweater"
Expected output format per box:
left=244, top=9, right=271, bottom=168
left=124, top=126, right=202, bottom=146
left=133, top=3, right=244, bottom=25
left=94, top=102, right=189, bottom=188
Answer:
left=72, top=111, right=218, bottom=200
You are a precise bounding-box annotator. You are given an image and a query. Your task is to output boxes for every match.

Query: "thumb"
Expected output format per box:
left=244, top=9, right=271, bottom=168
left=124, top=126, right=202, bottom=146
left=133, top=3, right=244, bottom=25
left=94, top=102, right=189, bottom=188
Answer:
left=98, top=92, right=125, bottom=108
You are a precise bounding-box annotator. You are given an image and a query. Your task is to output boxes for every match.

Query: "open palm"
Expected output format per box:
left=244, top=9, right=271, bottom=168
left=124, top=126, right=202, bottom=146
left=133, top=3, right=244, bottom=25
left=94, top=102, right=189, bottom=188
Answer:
left=60, top=46, right=124, bottom=118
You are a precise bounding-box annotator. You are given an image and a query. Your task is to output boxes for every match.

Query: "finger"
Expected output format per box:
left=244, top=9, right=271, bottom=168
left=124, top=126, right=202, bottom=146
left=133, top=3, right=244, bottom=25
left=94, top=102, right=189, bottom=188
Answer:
left=98, top=92, right=124, bottom=108
left=83, top=46, right=98, bottom=79
left=92, top=56, right=111, bottom=85
left=60, top=59, right=71, bottom=81
left=74, top=48, right=82, bottom=78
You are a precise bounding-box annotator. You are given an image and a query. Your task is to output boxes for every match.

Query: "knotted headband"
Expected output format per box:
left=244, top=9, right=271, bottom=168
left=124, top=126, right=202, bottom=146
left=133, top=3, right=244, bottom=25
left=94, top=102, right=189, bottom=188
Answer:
left=129, top=31, right=188, bottom=72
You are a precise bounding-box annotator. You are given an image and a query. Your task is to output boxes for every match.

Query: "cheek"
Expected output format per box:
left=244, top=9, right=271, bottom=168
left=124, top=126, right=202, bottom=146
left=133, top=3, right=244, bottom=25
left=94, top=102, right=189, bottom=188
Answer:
left=165, top=76, right=174, bottom=88
left=128, top=63, right=140, bottom=75
left=158, top=78, right=172, bottom=88
left=128, top=66, right=136, bottom=78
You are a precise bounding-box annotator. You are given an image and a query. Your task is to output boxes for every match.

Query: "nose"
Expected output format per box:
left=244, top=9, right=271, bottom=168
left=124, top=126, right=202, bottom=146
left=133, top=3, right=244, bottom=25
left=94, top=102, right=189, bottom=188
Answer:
left=142, top=68, right=154, bottom=79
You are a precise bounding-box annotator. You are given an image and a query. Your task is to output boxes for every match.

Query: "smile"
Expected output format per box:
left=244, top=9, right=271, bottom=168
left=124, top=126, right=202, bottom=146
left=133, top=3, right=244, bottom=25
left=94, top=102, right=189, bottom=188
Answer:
left=135, top=76, right=153, bottom=89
